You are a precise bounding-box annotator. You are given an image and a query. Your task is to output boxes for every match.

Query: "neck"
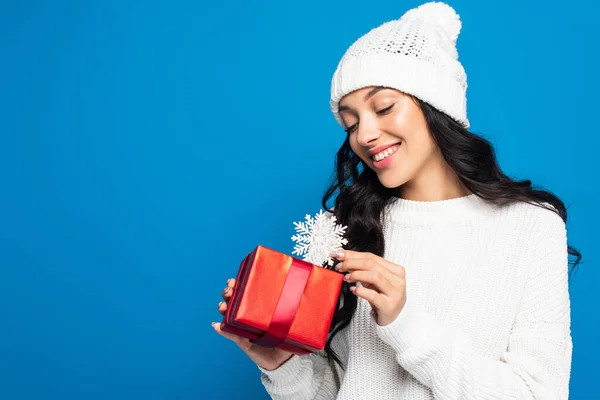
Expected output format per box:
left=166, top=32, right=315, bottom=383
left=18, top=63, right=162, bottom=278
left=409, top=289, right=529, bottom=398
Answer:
left=397, top=152, right=470, bottom=201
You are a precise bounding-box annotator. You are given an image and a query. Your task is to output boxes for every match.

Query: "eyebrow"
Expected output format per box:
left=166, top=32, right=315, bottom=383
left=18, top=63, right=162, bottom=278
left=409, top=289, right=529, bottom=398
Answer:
left=338, top=86, right=388, bottom=113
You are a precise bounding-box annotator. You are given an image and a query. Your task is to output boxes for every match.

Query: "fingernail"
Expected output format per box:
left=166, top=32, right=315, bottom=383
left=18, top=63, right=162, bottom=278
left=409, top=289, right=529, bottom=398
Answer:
left=227, top=278, right=233, bottom=285
left=344, top=273, right=350, bottom=282
left=350, top=286, right=356, bottom=293
left=218, top=301, right=224, bottom=307
left=331, top=250, right=345, bottom=259
left=335, top=262, right=343, bottom=271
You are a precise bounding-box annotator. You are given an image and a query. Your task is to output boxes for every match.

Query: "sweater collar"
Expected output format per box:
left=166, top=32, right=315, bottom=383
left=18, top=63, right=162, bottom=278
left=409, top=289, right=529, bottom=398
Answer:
left=384, top=194, right=495, bottom=225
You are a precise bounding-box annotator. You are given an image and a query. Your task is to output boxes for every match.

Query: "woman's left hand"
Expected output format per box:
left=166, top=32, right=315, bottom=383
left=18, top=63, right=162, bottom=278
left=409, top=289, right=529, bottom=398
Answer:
left=334, top=250, right=407, bottom=326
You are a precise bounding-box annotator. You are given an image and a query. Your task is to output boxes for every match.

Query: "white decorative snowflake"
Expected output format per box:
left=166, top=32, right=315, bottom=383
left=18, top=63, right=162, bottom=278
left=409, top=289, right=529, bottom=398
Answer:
left=291, top=210, right=348, bottom=267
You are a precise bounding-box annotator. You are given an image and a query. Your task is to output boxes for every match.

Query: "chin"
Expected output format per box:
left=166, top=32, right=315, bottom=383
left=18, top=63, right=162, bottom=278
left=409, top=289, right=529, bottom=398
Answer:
left=375, top=172, right=409, bottom=189
left=379, top=180, right=406, bottom=189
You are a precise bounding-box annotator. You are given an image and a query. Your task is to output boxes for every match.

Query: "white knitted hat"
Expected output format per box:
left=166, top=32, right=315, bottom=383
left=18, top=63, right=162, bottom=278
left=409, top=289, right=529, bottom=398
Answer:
left=330, top=2, right=469, bottom=128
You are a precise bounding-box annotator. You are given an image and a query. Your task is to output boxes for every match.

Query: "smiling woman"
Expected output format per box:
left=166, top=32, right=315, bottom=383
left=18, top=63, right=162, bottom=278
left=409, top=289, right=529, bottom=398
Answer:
left=337, top=87, right=461, bottom=195
left=213, top=2, right=581, bottom=399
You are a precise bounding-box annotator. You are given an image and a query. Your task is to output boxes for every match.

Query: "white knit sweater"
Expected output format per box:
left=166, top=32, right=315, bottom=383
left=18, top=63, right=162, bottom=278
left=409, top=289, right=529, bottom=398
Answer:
left=259, top=194, right=572, bottom=399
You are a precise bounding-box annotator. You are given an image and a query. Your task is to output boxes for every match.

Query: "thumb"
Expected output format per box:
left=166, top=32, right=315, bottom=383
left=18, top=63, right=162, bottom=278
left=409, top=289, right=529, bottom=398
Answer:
left=212, top=322, right=251, bottom=349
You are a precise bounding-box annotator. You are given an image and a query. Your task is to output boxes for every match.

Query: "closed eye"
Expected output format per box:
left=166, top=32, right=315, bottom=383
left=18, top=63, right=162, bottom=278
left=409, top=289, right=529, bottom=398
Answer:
left=344, top=123, right=358, bottom=134
left=376, top=104, right=394, bottom=115
left=344, top=104, right=394, bottom=135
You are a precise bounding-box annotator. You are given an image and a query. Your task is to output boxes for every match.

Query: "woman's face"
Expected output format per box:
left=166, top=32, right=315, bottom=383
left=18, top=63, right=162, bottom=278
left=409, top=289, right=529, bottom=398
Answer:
left=338, top=87, right=440, bottom=191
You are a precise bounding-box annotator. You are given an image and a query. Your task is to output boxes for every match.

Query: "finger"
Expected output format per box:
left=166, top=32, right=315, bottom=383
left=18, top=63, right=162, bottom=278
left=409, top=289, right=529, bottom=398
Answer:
left=212, top=322, right=237, bottom=343
left=336, top=256, right=386, bottom=290
left=337, top=254, right=404, bottom=278
left=218, top=301, right=227, bottom=315
left=221, top=286, right=232, bottom=301
left=344, top=270, right=396, bottom=295
left=335, top=250, right=392, bottom=265
left=350, top=285, right=385, bottom=309
left=221, top=278, right=236, bottom=301
left=333, top=249, right=368, bottom=261
left=337, top=257, right=385, bottom=272
left=212, top=322, right=248, bottom=348
left=338, top=258, right=402, bottom=282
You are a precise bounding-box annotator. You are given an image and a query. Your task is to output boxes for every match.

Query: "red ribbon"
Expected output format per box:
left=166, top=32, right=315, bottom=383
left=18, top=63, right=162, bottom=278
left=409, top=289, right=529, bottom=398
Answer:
left=251, top=258, right=312, bottom=348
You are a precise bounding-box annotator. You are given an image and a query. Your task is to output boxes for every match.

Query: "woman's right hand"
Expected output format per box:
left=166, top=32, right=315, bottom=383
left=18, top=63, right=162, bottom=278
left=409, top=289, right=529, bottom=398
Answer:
left=212, top=278, right=295, bottom=371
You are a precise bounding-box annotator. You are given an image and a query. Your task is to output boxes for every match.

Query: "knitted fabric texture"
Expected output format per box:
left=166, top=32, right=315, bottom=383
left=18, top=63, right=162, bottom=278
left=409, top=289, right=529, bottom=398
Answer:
left=259, top=195, right=572, bottom=399
left=330, top=2, right=469, bottom=128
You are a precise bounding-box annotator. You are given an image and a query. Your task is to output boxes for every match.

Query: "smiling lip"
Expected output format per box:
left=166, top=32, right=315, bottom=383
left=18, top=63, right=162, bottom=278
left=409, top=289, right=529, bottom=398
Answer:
left=367, top=143, right=401, bottom=157
left=369, top=143, right=401, bottom=170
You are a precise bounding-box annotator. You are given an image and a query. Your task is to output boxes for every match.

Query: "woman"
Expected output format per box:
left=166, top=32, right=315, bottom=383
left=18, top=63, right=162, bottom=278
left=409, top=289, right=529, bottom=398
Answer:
left=213, top=2, right=580, bottom=399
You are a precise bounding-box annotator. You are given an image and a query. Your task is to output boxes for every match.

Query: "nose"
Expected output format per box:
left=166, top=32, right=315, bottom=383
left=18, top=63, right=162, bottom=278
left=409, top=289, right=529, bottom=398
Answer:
left=356, top=117, right=381, bottom=147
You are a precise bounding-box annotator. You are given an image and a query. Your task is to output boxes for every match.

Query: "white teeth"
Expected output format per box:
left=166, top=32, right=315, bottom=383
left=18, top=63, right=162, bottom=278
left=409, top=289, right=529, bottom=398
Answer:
left=372, top=145, right=398, bottom=162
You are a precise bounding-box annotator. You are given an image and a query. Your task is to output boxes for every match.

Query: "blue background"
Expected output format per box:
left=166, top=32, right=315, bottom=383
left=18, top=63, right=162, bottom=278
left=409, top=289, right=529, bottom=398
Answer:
left=1, top=0, right=598, bottom=398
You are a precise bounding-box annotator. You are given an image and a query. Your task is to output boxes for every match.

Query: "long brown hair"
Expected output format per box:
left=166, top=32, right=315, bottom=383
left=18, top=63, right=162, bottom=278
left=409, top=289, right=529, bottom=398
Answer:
left=321, top=96, right=582, bottom=367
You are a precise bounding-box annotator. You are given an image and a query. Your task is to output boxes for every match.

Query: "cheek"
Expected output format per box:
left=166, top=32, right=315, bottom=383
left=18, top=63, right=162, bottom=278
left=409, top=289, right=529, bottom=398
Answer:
left=390, top=101, right=431, bottom=150
left=402, top=126, right=436, bottom=159
left=409, top=133, right=434, bottom=152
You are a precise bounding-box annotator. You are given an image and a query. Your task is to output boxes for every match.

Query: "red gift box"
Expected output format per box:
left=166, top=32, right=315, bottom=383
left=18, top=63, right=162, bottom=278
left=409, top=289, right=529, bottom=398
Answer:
left=221, top=245, right=344, bottom=355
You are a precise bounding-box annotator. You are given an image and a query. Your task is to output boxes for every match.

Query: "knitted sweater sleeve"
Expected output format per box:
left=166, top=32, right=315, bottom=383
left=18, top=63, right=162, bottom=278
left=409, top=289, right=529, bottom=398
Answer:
left=375, top=212, right=572, bottom=399
left=259, top=351, right=339, bottom=399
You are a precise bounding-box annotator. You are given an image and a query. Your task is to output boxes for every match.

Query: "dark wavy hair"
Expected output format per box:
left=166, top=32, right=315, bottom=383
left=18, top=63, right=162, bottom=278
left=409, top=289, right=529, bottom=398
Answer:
left=321, top=95, right=582, bottom=367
